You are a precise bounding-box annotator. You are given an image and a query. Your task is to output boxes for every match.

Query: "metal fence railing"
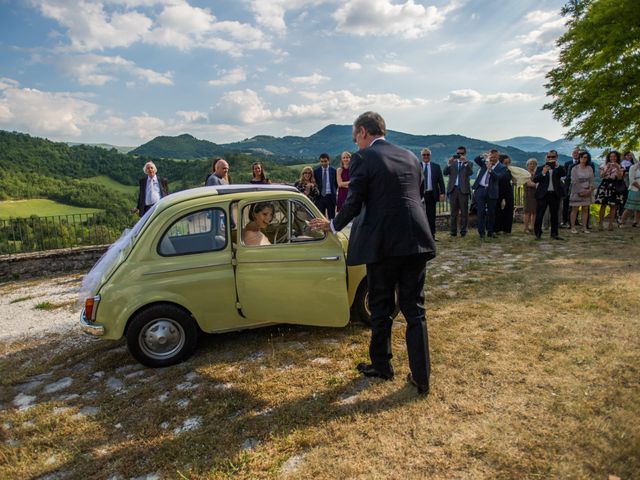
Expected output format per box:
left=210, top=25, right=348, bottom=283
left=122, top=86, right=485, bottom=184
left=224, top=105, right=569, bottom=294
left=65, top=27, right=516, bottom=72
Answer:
left=0, top=213, right=119, bottom=255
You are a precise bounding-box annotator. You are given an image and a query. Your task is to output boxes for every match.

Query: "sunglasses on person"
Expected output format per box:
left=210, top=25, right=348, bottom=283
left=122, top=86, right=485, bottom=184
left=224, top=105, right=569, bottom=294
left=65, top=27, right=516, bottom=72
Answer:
left=546, top=155, right=557, bottom=159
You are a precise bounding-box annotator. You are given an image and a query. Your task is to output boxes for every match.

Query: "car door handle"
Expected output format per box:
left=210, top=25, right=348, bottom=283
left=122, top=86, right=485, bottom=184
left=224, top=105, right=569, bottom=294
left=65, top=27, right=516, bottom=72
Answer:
left=320, top=256, right=340, bottom=261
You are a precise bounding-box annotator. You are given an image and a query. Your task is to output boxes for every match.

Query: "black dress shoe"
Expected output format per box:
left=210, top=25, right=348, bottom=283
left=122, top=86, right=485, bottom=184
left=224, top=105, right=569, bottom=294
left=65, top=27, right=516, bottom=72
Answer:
left=407, top=373, right=429, bottom=396
left=487, top=232, right=496, bottom=238
left=552, top=235, right=565, bottom=241
left=357, top=363, right=394, bottom=380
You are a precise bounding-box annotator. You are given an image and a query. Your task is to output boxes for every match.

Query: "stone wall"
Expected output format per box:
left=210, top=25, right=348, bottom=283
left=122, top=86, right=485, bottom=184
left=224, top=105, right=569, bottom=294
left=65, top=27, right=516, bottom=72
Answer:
left=0, top=245, right=109, bottom=282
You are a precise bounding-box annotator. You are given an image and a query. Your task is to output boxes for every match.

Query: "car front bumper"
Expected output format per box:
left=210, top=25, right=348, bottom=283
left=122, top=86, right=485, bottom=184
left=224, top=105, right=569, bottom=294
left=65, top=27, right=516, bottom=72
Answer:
left=80, top=308, right=105, bottom=336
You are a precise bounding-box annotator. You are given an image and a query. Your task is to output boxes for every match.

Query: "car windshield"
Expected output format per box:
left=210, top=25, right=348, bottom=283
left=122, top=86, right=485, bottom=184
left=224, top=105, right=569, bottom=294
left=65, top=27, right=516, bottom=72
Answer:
left=77, top=205, right=156, bottom=305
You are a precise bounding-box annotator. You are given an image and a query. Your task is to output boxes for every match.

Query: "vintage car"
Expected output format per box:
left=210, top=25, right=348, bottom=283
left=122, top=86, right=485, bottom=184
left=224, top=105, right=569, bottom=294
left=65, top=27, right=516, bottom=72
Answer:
left=79, top=185, right=394, bottom=367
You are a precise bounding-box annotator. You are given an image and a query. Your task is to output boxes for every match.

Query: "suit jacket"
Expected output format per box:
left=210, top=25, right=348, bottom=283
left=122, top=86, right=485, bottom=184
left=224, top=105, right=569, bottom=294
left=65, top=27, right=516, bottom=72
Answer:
left=422, top=161, right=445, bottom=200
left=472, top=157, right=505, bottom=200
left=313, top=166, right=338, bottom=196
left=137, top=176, right=169, bottom=212
left=443, top=159, right=473, bottom=194
left=333, top=139, right=435, bottom=266
left=533, top=164, right=567, bottom=199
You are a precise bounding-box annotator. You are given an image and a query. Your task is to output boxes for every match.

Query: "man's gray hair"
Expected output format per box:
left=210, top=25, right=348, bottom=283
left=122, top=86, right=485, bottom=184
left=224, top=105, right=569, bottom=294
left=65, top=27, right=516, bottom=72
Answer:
left=143, top=161, right=156, bottom=174
left=421, top=148, right=431, bottom=155
left=353, top=111, right=386, bottom=136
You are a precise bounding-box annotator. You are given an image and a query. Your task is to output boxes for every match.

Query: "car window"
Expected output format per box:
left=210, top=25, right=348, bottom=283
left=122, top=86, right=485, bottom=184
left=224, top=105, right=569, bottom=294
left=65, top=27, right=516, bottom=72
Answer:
left=241, top=200, right=288, bottom=247
left=291, top=200, right=325, bottom=242
left=158, top=208, right=227, bottom=256
left=241, top=199, right=325, bottom=247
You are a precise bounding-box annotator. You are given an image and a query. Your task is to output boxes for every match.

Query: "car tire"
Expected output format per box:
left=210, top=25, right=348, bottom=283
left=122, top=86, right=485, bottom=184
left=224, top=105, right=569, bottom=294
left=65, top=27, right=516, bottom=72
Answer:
left=352, top=280, right=400, bottom=326
left=126, top=304, right=198, bottom=368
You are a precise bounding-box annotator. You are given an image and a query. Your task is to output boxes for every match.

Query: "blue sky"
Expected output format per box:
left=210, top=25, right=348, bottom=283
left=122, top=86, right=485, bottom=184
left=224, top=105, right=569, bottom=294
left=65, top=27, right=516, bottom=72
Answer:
left=0, top=0, right=568, bottom=146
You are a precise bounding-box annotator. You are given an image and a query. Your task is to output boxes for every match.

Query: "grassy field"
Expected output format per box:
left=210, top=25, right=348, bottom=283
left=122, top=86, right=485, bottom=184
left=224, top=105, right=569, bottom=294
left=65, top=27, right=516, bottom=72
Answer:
left=0, top=227, right=638, bottom=479
left=83, top=175, right=137, bottom=195
left=0, top=199, right=103, bottom=219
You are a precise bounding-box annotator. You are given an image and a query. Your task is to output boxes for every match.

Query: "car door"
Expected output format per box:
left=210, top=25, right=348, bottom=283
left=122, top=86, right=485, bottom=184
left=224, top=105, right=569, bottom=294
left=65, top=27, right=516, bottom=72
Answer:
left=234, top=197, right=350, bottom=327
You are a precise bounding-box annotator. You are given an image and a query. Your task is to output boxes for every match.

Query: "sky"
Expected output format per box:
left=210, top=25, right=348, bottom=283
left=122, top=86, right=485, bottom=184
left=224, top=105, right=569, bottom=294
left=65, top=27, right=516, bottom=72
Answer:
left=0, top=0, right=569, bottom=147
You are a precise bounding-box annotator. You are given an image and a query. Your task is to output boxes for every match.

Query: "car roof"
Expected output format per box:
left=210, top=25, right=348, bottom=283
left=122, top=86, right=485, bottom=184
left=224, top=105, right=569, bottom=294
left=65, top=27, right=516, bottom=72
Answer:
left=155, top=184, right=300, bottom=210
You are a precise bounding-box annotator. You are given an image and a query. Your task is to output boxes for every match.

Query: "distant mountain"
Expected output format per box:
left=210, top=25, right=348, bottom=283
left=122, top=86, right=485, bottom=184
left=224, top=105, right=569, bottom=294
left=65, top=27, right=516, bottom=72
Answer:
left=67, top=142, right=135, bottom=154
left=494, top=136, right=551, bottom=153
left=127, top=126, right=573, bottom=168
left=219, top=125, right=571, bottom=167
left=130, top=133, right=225, bottom=159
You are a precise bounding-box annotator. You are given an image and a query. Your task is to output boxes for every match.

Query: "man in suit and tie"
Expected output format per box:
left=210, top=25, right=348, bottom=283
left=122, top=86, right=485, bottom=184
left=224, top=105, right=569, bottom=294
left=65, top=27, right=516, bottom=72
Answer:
left=134, top=161, right=169, bottom=217
left=472, top=149, right=505, bottom=239
left=533, top=150, right=567, bottom=240
left=310, top=112, right=436, bottom=395
left=313, top=153, right=338, bottom=219
left=443, top=146, right=473, bottom=237
left=420, top=148, right=445, bottom=240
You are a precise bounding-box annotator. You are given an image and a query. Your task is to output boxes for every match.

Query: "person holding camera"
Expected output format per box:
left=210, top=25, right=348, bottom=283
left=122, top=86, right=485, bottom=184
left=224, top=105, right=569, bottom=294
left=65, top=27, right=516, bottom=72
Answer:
left=472, top=149, right=505, bottom=239
left=533, top=150, right=567, bottom=240
left=443, top=146, right=473, bottom=237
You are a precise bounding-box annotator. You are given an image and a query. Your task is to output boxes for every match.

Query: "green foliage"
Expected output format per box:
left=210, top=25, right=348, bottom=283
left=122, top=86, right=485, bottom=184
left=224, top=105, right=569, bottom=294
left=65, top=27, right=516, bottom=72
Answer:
left=0, top=199, right=102, bottom=219
left=130, top=133, right=224, bottom=159
left=544, top=0, right=640, bottom=149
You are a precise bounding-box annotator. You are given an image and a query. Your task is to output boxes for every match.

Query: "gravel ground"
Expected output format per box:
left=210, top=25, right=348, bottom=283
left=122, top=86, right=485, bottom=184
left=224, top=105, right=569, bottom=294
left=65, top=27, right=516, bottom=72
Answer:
left=0, top=274, right=84, bottom=342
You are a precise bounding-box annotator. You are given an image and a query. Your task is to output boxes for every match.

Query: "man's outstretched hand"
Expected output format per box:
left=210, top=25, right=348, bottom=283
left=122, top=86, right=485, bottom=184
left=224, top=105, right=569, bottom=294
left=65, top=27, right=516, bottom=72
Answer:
left=309, top=217, right=331, bottom=232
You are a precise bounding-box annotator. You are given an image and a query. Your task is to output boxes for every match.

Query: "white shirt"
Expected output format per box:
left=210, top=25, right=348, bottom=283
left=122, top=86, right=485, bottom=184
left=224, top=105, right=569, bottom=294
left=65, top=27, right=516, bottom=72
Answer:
left=480, top=168, right=490, bottom=187
left=322, top=167, right=331, bottom=195
left=145, top=175, right=161, bottom=206
left=423, top=161, right=432, bottom=191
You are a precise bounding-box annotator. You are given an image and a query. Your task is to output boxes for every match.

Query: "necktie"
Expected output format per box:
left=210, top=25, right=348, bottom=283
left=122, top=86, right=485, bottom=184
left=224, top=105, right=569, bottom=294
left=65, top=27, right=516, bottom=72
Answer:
left=456, top=161, right=462, bottom=186
left=425, top=164, right=431, bottom=191
left=322, top=168, right=327, bottom=194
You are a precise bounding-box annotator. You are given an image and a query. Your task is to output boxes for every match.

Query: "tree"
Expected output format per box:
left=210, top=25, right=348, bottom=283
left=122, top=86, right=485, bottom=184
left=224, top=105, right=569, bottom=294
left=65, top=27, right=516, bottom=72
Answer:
left=543, top=0, right=640, bottom=150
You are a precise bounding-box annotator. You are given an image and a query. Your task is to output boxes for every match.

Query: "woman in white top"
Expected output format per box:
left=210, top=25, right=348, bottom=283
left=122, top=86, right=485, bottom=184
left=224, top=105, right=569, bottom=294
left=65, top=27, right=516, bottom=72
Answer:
left=242, top=202, right=274, bottom=246
left=620, top=162, right=640, bottom=227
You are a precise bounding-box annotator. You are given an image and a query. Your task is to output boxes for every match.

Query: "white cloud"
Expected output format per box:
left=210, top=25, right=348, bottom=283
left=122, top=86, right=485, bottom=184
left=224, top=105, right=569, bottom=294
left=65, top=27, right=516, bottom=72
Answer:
left=265, top=85, right=291, bottom=94
left=377, top=63, right=412, bottom=74
left=56, top=54, right=173, bottom=86
left=344, top=62, right=362, bottom=70
left=216, top=89, right=273, bottom=124
left=290, top=73, right=330, bottom=85
left=250, top=0, right=329, bottom=34
left=444, top=89, right=537, bottom=104
left=32, top=0, right=153, bottom=51
left=494, top=48, right=522, bottom=65
left=334, top=0, right=457, bottom=39
left=208, top=67, right=247, bottom=86
left=176, top=110, right=208, bottom=123
left=0, top=78, right=98, bottom=137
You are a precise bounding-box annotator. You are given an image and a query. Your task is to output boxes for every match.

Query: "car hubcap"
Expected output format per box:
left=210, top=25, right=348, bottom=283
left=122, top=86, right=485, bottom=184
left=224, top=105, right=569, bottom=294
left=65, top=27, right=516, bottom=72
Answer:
left=139, top=318, right=185, bottom=360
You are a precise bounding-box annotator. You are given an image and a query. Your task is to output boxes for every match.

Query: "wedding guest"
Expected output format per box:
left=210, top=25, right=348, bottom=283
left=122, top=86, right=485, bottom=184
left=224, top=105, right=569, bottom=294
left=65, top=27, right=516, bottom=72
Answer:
left=134, top=161, right=168, bottom=217
left=569, top=151, right=595, bottom=234
left=294, top=166, right=320, bottom=205
left=249, top=162, right=271, bottom=184
left=620, top=159, right=640, bottom=227
left=314, top=153, right=338, bottom=219
left=523, top=158, right=538, bottom=234
left=443, top=146, right=473, bottom=237
left=336, top=151, right=351, bottom=212
left=494, top=154, right=515, bottom=234
left=205, top=158, right=231, bottom=186
left=533, top=150, right=566, bottom=240
left=595, top=151, right=625, bottom=230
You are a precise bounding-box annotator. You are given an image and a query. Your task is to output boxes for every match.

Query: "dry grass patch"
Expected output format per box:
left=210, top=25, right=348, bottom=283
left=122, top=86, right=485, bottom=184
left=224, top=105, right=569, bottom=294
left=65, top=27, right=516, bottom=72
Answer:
left=1, top=228, right=639, bottom=479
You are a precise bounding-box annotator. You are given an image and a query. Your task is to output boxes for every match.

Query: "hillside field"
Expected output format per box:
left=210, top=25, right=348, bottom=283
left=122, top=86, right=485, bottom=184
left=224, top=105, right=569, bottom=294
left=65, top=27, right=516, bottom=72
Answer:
left=0, top=199, right=103, bottom=219
left=83, top=176, right=137, bottom=196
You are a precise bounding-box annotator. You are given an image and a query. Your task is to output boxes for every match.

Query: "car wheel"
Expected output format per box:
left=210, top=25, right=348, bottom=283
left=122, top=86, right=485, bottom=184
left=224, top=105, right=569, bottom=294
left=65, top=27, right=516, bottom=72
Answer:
left=126, top=304, right=198, bottom=368
left=352, top=280, right=400, bottom=326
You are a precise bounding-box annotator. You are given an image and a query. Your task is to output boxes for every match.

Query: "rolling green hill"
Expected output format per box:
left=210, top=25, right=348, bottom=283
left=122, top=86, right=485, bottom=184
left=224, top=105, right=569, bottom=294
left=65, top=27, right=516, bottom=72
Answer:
left=0, top=199, right=102, bottom=219
left=132, top=125, right=572, bottom=168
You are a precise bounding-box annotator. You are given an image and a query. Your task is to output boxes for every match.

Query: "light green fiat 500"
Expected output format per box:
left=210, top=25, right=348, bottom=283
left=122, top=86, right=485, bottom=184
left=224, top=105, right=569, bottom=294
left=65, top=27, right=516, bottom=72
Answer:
left=80, top=185, right=385, bottom=367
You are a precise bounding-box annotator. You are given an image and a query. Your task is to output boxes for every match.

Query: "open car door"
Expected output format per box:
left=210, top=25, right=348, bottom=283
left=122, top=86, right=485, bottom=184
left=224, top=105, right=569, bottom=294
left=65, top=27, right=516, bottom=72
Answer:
left=234, top=197, right=350, bottom=327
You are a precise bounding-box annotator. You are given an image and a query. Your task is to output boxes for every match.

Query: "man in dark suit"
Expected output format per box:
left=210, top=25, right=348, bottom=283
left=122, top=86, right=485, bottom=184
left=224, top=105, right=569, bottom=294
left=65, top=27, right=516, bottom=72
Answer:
left=472, top=150, right=505, bottom=239
left=135, top=161, right=169, bottom=217
left=310, top=112, right=436, bottom=395
left=533, top=150, right=566, bottom=240
left=313, top=153, right=338, bottom=219
left=561, top=148, right=580, bottom=227
left=420, top=148, right=445, bottom=240
left=443, top=146, right=473, bottom=237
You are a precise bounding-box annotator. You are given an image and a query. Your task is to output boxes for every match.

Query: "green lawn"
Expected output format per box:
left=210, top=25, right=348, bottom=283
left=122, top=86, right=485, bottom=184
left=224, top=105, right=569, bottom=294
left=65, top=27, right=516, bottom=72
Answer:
left=83, top=175, right=137, bottom=195
left=0, top=199, right=103, bottom=219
